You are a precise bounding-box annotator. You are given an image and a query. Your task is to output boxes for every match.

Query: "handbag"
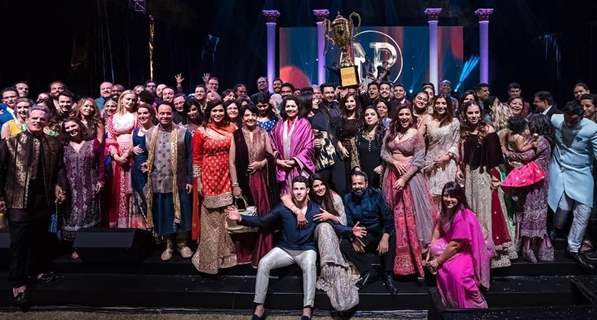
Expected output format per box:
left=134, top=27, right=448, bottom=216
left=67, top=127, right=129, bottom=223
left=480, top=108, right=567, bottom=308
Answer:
left=314, top=129, right=336, bottom=170
left=225, top=196, right=259, bottom=234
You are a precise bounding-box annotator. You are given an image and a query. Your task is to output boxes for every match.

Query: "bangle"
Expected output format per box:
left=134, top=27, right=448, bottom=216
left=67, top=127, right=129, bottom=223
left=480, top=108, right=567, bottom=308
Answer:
left=232, top=182, right=239, bottom=187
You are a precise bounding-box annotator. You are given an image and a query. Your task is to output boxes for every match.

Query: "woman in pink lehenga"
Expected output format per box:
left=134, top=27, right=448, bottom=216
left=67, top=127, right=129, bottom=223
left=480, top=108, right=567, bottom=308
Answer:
left=427, top=182, right=493, bottom=309
left=381, top=104, right=437, bottom=279
left=105, top=90, right=146, bottom=229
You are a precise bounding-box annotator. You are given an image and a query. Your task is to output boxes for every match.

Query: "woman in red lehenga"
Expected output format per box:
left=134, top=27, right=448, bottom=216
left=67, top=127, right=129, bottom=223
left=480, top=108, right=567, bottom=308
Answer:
left=191, top=101, right=237, bottom=274
left=381, top=105, right=437, bottom=279
left=105, top=90, right=147, bottom=229
left=230, top=104, right=274, bottom=267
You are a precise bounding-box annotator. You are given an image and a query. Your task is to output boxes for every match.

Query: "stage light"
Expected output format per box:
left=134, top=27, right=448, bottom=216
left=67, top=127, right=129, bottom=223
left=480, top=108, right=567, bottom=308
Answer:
left=409, top=89, right=413, bottom=94
left=454, top=56, right=479, bottom=92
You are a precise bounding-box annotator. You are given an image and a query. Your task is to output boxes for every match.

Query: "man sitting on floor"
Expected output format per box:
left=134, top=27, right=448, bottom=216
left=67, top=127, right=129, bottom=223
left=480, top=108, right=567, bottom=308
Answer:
left=226, top=176, right=318, bottom=320
left=337, top=170, right=399, bottom=294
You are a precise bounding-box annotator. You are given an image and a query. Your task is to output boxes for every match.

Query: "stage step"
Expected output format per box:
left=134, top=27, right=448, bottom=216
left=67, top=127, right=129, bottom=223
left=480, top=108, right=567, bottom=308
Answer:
left=1, top=273, right=596, bottom=319
left=9, top=248, right=589, bottom=278
left=0, top=272, right=430, bottom=311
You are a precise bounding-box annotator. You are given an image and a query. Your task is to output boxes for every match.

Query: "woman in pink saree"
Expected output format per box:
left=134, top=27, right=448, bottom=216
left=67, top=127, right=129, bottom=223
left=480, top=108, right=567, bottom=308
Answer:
left=271, top=96, right=315, bottom=195
left=427, top=182, right=493, bottom=309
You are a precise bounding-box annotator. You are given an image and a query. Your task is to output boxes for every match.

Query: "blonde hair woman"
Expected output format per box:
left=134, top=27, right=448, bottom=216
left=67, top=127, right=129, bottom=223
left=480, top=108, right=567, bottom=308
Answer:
left=105, top=90, right=146, bottom=229
left=491, top=100, right=512, bottom=132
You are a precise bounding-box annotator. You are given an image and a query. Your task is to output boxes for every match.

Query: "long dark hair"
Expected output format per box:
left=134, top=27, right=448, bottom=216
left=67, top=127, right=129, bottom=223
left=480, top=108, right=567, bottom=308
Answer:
left=281, top=95, right=307, bottom=120
left=358, top=105, right=385, bottom=145
left=440, top=182, right=469, bottom=223
left=310, top=173, right=339, bottom=216
left=223, top=99, right=241, bottom=126
left=432, top=94, right=455, bottom=127
left=203, top=100, right=229, bottom=126
left=61, top=117, right=87, bottom=142
left=255, top=92, right=276, bottom=120
left=507, top=115, right=527, bottom=135
left=460, top=101, right=489, bottom=141
left=386, top=104, right=414, bottom=144
left=340, top=93, right=362, bottom=120
left=527, top=113, right=554, bottom=145
left=185, top=97, right=203, bottom=125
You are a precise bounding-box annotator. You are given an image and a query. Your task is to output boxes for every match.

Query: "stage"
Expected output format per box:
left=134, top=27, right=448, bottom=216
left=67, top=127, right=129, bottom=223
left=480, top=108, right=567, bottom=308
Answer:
left=1, top=238, right=597, bottom=319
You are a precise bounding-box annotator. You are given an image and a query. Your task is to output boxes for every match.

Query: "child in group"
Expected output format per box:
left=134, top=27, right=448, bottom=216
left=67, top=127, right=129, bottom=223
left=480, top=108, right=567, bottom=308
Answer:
left=500, top=116, right=545, bottom=188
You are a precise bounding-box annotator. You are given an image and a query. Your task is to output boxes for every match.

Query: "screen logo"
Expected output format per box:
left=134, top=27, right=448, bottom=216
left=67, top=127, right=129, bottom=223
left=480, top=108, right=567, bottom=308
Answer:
left=353, top=30, right=403, bottom=84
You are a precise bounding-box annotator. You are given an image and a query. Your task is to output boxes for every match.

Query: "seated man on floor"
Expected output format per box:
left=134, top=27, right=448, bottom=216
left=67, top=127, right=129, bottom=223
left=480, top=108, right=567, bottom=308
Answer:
left=337, top=170, right=399, bottom=294
left=226, top=176, right=318, bottom=320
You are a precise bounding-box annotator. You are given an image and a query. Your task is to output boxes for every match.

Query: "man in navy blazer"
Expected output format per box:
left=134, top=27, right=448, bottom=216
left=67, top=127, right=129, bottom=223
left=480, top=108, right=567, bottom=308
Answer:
left=227, top=176, right=319, bottom=320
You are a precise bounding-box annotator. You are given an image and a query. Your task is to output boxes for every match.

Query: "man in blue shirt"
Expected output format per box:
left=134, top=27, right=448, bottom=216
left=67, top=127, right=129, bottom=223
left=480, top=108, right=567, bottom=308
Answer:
left=0, top=103, right=15, bottom=127
left=338, top=170, right=398, bottom=294
left=95, top=81, right=113, bottom=111
left=549, top=100, right=597, bottom=270
left=227, top=176, right=318, bottom=320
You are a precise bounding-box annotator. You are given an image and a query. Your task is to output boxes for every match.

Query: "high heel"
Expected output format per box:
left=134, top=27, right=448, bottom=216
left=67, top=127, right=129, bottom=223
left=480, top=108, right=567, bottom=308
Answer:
left=522, top=249, right=537, bottom=263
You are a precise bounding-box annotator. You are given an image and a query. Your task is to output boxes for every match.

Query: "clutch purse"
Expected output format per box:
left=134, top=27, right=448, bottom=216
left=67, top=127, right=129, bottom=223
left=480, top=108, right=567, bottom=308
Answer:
left=225, top=196, right=259, bottom=234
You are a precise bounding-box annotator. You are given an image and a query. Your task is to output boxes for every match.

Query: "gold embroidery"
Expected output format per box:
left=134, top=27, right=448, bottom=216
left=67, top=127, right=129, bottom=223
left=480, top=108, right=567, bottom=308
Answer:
left=145, top=126, right=184, bottom=228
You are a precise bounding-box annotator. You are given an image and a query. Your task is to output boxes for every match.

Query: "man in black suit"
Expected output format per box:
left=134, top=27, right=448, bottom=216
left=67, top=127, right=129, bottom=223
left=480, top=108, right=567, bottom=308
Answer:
left=533, top=91, right=562, bottom=119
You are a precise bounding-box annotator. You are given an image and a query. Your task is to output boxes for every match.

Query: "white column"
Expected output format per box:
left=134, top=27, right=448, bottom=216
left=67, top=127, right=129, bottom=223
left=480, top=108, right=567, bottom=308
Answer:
left=313, top=9, right=329, bottom=85
left=475, top=8, right=494, bottom=83
left=262, top=10, right=280, bottom=93
left=425, top=8, right=442, bottom=90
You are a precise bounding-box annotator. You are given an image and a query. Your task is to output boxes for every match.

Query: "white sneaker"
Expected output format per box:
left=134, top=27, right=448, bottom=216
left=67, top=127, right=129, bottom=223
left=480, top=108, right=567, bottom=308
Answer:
left=161, top=248, right=174, bottom=261
left=178, top=246, right=193, bottom=259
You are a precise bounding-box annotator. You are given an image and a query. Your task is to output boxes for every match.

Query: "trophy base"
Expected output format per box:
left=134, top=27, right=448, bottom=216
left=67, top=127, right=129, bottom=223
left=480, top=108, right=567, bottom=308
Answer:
left=339, top=66, right=360, bottom=88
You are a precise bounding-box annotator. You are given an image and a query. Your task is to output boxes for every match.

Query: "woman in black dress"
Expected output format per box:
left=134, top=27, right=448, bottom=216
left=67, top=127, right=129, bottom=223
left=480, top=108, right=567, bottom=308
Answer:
left=337, top=93, right=362, bottom=186
left=352, top=105, right=384, bottom=188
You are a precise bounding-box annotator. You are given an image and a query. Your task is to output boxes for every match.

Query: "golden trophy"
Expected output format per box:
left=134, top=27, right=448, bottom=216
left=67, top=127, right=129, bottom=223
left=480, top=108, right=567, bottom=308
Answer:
left=326, top=12, right=361, bottom=87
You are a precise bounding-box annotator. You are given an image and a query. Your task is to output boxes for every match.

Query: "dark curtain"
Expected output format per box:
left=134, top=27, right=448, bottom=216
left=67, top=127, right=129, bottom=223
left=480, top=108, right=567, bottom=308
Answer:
left=1, top=0, right=596, bottom=104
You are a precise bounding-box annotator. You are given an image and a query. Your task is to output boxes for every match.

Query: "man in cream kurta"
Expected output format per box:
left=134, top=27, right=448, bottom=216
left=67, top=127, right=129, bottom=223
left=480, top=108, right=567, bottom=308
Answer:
left=141, top=103, right=193, bottom=261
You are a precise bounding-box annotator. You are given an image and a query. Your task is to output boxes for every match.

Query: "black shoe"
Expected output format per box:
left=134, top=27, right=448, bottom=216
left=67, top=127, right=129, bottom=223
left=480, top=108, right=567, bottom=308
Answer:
left=568, top=252, right=595, bottom=270
left=382, top=273, right=399, bottom=295
left=584, top=250, right=597, bottom=263
left=13, top=289, right=31, bottom=311
left=251, top=313, right=265, bottom=320
left=356, top=271, right=373, bottom=289
left=36, top=272, right=60, bottom=284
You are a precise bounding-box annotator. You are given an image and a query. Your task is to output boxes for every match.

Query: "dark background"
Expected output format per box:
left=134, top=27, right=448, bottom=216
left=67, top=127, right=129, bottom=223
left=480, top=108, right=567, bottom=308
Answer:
left=1, top=0, right=596, bottom=104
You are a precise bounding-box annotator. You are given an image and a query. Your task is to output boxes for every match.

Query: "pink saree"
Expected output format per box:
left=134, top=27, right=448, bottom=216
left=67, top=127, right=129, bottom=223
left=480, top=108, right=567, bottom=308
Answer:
left=431, top=207, right=493, bottom=309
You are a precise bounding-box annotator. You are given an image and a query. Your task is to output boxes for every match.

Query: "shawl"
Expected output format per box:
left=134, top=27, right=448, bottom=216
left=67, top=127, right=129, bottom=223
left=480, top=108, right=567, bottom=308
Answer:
left=271, top=117, right=315, bottom=182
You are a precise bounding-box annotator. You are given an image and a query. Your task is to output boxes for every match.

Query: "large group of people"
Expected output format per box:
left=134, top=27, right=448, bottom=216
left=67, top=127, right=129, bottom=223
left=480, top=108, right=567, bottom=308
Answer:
left=1, top=75, right=597, bottom=318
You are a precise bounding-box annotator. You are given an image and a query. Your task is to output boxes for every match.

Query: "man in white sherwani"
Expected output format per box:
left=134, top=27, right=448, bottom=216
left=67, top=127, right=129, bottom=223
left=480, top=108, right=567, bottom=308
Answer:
left=549, top=100, right=597, bottom=270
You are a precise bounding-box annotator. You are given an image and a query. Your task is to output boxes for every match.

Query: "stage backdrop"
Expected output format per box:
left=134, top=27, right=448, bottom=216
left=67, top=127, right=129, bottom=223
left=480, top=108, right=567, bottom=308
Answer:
left=279, top=26, right=463, bottom=92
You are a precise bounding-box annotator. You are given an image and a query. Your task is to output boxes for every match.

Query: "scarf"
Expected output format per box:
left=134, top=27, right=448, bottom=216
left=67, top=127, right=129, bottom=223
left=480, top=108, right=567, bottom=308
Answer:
left=144, top=125, right=180, bottom=228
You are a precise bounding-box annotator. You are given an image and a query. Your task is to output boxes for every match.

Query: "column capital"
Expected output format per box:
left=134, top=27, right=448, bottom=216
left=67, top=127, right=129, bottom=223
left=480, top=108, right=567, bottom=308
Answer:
left=474, top=8, right=494, bottom=21
left=424, top=8, right=442, bottom=21
left=313, top=9, right=329, bottom=22
left=262, top=10, right=280, bottom=23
